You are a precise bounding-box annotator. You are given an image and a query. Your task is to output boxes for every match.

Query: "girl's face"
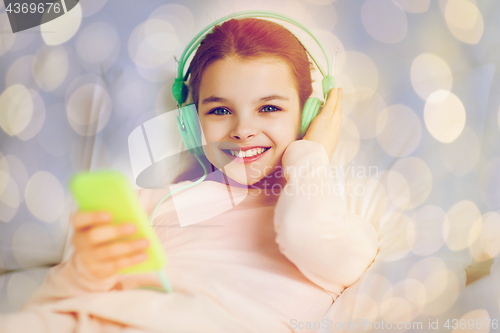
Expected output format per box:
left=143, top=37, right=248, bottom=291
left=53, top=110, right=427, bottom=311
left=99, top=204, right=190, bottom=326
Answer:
left=197, top=56, right=301, bottom=186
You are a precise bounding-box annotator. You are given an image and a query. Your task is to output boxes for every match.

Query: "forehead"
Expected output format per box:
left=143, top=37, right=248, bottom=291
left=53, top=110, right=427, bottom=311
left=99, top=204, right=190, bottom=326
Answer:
left=199, top=56, right=297, bottom=99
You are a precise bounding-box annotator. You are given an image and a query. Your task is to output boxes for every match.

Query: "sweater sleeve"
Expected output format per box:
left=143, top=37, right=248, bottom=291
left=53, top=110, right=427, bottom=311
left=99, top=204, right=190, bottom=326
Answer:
left=21, top=252, right=120, bottom=311
left=273, top=140, right=378, bottom=296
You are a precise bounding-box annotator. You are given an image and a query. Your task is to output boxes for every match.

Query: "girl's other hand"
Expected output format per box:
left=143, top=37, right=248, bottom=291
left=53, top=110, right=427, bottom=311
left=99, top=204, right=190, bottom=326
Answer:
left=71, top=211, right=150, bottom=280
left=302, top=87, right=343, bottom=159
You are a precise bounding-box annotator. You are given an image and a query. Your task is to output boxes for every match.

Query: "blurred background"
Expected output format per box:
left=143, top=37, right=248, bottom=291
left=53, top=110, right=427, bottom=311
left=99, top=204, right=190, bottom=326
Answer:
left=0, top=0, right=499, bottom=330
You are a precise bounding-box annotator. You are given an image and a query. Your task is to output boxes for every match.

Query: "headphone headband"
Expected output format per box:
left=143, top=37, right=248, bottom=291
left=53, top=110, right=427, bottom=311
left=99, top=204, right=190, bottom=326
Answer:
left=172, top=10, right=335, bottom=105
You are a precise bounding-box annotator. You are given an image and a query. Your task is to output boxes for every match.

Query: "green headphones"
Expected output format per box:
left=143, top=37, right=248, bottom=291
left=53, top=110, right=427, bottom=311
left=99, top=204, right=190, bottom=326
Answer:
left=172, top=10, right=338, bottom=158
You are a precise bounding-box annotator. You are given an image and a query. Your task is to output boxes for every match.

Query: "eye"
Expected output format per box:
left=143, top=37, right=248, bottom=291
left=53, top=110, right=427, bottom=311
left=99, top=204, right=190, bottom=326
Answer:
left=208, top=107, right=231, bottom=115
left=260, top=105, right=281, bottom=113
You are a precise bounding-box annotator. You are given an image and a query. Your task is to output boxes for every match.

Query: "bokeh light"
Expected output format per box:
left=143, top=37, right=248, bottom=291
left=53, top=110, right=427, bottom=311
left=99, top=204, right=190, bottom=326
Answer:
left=440, top=126, right=480, bottom=176
left=0, top=257, right=4, bottom=288
left=377, top=211, right=412, bottom=261
left=75, top=21, right=120, bottom=72
left=479, top=158, right=500, bottom=210
left=6, top=272, right=40, bottom=311
left=128, top=18, right=181, bottom=82
left=444, top=0, right=484, bottom=44
left=407, top=205, right=449, bottom=256
left=390, top=157, right=433, bottom=210
left=453, top=309, right=490, bottom=333
left=393, top=0, right=430, bottom=13
left=41, top=3, right=82, bottom=46
left=65, top=82, right=112, bottom=136
left=12, top=223, right=56, bottom=268
left=70, top=137, right=111, bottom=172
left=380, top=297, right=414, bottom=325
left=407, top=257, right=448, bottom=303
left=80, top=0, right=108, bottom=17
left=2, top=155, right=29, bottom=198
left=330, top=116, right=360, bottom=166
left=424, top=90, right=466, bottom=143
left=376, top=104, right=422, bottom=157
left=302, top=0, right=337, bottom=5
left=361, top=0, right=408, bottom=44
left=411, top=53, right=453, bottom=101
left=0, top=13, right=16, bottom=56
left=25, top=171, right=65, bottom=223
left=347, top=177, right=388, bottom=231
left=479, top=212, right=500, bottom=260
left=9, top=31, right=37, bottom=53
left=16, top=89, right=46, bottom=141
left=383, top=170, right=411, bottom=210
left=497, top=105, right=500, bottom=130
left=32, top=45, right=69, bottom=92
left=0, top=167, right=7, bottom=198
left=404, top=278, right=427, bottom=306
left=0, top=154, right=25, bottom=224
left=0, top=171, right=20, bottom=223
left=361, top=274, right=393, bottom=302
left=340, top=51, right=378, bottom=92
left=149, top=4, right=196, bottom=41
left=36, top=103, right=75, bottom=157
left=5, top=55, right=36, bottom=88
left=421, top=270, right=460, bottom=315
left=446, top=200, right=482, bottom=251
left=0, top=84, right=33, bottom=136
left=344, top=87, right=387, bottom=139
left=349, top=293, right=379, bottom=322
left=306, top=2, right=337, bottom=32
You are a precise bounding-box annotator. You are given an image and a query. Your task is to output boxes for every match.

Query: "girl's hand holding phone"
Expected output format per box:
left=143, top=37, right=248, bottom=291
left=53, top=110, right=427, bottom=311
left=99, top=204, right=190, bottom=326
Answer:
left=302, top=87, right=343, bottom=159
left=71, top=211, right=150, bottom=280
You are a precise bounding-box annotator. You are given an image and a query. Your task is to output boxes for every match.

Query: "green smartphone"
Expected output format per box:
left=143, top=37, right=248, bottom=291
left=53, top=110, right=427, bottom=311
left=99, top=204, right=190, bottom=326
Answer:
left=69, top=170, right=167, bottom=275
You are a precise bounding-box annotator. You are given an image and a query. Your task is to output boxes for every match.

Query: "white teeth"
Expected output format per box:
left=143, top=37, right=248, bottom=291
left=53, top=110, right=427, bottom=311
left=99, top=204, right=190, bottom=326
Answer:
left=226, top=147, right=268, bottom=157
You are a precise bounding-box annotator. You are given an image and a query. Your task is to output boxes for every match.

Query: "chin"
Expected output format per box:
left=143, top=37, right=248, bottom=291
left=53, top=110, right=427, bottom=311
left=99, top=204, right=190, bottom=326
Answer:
left=226, top=172, right=258, bottom=187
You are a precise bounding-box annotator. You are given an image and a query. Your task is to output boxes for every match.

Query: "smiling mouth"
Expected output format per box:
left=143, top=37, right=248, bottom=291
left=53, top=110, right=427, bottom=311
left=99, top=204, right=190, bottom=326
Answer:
left=221, top=147, right=271, bottom=158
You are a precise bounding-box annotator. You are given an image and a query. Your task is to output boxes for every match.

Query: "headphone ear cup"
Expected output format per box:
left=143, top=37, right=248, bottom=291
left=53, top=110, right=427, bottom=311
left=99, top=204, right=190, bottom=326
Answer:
left=176, top=104, right=205, bottom=158
left=299, top=97, right=322, bottom=139
left=172, top=79, right=189, bottom=105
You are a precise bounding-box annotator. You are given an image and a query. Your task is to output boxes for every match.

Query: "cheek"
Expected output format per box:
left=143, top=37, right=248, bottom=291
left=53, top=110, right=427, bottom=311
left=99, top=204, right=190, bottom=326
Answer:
left=199, top=119, right=222, bottom=144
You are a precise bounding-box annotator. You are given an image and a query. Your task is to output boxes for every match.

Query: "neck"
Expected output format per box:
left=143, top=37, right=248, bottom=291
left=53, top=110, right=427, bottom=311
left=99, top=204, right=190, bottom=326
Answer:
left=204, top=165, right=288, bottom=196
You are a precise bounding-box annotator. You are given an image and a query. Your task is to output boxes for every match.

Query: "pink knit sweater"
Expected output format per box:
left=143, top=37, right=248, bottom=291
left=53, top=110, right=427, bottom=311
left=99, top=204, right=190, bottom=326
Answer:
left=18, top=139, right=378, bottom=332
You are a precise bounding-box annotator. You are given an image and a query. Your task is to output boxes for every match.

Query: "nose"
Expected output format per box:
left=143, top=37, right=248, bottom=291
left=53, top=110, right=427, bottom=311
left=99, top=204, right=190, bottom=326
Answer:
left=229, top=115, right=258, bottom=141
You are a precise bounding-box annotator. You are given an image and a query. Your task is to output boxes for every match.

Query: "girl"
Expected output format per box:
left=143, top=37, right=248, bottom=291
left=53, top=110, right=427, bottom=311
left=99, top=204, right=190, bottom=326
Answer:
left=2, top=18, right=378, bottom=333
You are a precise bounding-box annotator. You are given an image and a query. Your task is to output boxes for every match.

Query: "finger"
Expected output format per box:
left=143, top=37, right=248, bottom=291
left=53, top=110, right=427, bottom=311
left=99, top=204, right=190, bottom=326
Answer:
left=324, top=87, right=339, bottom=110
left=72, top=211, right=113, bottom=231
left=95, top=251, right=149, bottom=276
left=94, top=238, right=150, bottom=261
left=330, top=88, right=343, bottom=121
left=315, top=88, right=339, bottom=120
left=85, top=223, right=138, bottom=246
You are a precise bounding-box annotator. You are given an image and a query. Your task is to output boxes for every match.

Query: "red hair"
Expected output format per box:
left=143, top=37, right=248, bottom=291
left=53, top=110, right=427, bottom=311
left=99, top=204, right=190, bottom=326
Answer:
left=187, top=17, right=314, bottom=111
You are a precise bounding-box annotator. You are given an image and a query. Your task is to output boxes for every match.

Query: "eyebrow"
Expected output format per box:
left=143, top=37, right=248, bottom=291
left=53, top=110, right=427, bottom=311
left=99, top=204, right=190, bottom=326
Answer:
left=201, top=94, right=290, bottom=105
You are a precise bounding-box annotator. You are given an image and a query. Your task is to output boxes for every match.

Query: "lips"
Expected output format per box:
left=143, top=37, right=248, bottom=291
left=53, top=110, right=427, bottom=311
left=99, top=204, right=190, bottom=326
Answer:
left=218, top=144, right=271, bottom=151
